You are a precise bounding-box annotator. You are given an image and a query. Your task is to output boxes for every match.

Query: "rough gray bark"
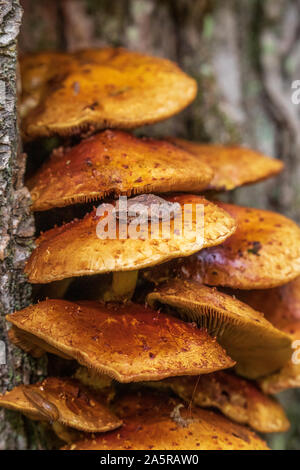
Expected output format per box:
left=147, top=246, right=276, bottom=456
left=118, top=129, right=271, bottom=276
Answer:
left=0, top=0, right=47, bottom=450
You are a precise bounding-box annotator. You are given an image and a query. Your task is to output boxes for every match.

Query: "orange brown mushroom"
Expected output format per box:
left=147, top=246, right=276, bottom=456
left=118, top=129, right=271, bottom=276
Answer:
left=27, top=130, right=213, bottom=212
left=4, top=44, right=296, bottom=450
left=0, top=377, right=122, bottom=433
left=147, top=279, right=292, bottom=379
left=232, top=277, right=300, bottom=394
left=63, top=390, right=269, bottom=450
left=144, top=372, right=289, bottom=433
left=169, top=138, right=284, bottom=192
left=144, top=203, right=300, bottom=289
left=20, top=48, right=197, bottom=139
left=24, top=194, right=237, bottom=300
left=7, top=299, right=235, bottom=382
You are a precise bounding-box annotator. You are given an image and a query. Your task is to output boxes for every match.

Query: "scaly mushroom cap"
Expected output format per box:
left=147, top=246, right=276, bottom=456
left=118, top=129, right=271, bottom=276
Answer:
left=64, top=390, right=269, bottom=450
left=169, top=138, right=283, bottom=191
left=146, top=372, right=289, bottom=433
left=234, top=279, right=300, bottom=393
left=24, top=195, right=237, bottom=284
left=20, top=48, right=197, bottom=139
left=147, top=279, right=292, bottom=379
left=144, top=203, right=300, bottom=289
left=0, top=377, right=121, bottom=433
left=28, top=130, right=213, bottom=212
left=7, top=299, right=234, bottom=382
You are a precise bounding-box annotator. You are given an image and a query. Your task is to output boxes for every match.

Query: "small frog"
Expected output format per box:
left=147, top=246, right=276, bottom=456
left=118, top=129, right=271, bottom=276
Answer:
left=114, top=194, right=181, bottom=224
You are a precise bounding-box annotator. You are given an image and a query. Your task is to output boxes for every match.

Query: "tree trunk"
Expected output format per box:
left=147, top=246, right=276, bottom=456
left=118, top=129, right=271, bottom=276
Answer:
left=0, top=0, right=47, bottom=450
left=1, top=0, right=299, bottom=449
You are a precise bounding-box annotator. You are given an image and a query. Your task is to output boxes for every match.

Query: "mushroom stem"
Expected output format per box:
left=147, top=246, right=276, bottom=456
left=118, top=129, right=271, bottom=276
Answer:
left=103, top=270, right=138, bottom=302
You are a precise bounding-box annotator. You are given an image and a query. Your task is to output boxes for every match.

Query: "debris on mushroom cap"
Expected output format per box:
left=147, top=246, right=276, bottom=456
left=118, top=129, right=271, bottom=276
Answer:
left=28, top=130, right=214, bottom=212
left=20, top=48, right=197, bottom=139
left=6, top=299, right=235, bottom=383
left=145, top=371, right=289, bottom=433
left=144, top=203, right=300, bottom=289
left=233, top=278, right=300, bottom=393
left=24, top=195, right=237, bottom=284
left=169, top=138, right=283, bottom=191
left=0, top=377, right=122, bottom=433
left=63, top=390, right=269, bottom=450
left=146, top=279, right=292, bottom=379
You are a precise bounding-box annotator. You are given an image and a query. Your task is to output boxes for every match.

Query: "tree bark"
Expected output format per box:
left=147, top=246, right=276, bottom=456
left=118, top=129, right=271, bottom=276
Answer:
left=0, top=0, right=47, bottom=450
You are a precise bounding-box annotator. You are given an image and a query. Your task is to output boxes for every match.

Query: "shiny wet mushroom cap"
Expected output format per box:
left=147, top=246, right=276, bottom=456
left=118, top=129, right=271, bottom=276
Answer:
left=24, top=195, right=237, bottom=284
left=0, top=377, right=122, bottom=433
left=6, top=299, right=235, bottom=383
left=28, top=130, right=213, bottom=212
left=145, top=372, right=289, bottom=433
left=147, top=279, right=292, bottom=379
left=169, top=138, right=283, bottom=191
left=20, top=48, right=197, bottom=139
left=64, top=390, right=269, bottom=450
left=144, top=203, right=300, bottom=289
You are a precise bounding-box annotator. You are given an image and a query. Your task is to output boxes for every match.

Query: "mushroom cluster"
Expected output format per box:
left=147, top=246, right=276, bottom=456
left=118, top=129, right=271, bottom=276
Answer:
left=1, top=47, right=299, bottom=450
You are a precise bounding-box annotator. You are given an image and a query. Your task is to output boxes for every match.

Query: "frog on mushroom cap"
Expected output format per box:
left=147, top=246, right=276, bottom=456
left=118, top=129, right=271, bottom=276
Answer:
left=24, top=194, right=237, bottom=301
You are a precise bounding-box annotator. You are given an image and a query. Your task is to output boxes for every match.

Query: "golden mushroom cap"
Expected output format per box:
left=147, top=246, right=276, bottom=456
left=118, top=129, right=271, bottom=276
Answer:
left=64, top=390, right=269, bottom=450
left=144, top=203, right=300, bottom=289
left=169, top=138, right=283, bottom=191
left=7, top=299, right=234, bottom=383
left=258, top=322, right=300, bottom=394
left=147, top=279, right=292, bottom=379
left=24, top=195, right=236, bottom=284
left=0, top=377, right=122, bottom=433
left=233, top=276, right=300, bottom=330
left=146, top=372, right=289, bottom=433
left=234, top=278, right=300, bottom=393
left=28, top=130, right=213, bottom=212
left=20, top=48, right=197, bottom=139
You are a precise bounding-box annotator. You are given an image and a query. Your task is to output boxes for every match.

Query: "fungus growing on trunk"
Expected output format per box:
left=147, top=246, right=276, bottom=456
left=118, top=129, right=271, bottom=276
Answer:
left=28, top=130, right=214, bottom=212
left=20, top=48, right=197, bottom=139
left=147, top=279, right=292, bottom=379
left=7, top=299, right=235, bottom=382
left=169, top=138, right=283, bottom=191
left=0, top=377, right=122, bottom=433
left=63, top=390, right=269, bottom=450
left=144, top=203, right=300, bottom=289
left=144, top=371, right=289, bottom=433
left=24, top=194, right=236, bottom=300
